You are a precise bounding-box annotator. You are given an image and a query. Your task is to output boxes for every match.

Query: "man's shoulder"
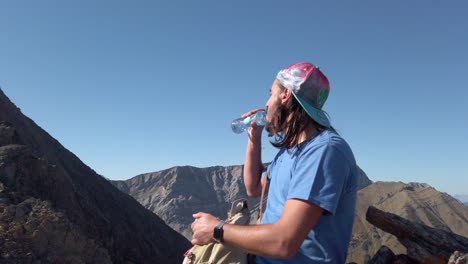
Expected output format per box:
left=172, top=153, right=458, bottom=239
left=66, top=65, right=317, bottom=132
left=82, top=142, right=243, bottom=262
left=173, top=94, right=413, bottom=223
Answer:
left=303, top=130, right=355, bottom=162
left=307, top=130, right=348, bottom=149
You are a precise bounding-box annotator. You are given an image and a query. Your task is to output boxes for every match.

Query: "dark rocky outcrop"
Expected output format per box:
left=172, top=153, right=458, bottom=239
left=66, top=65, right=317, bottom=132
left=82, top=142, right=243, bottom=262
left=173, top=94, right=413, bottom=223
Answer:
left=366, top=206, right=468, bottom=264
left=367, top=246, right=396, bottom=264
left=0, top=121, right=22, bottom=146
left=0, top=89, right=190, bottom=263
left=362, top=245, right=420, bottom=264
left=0, top=190, right=112, bottom=263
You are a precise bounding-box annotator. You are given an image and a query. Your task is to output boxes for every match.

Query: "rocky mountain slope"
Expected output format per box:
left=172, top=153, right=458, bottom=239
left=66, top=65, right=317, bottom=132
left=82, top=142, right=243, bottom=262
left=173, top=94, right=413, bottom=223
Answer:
left=347, top=182, right=468, bottom=263
left=0, top=144, right=112, bottom=263
left=0, top=89, right=190, bottom=263
left=112, top=165, right=372, bottom=239
left=112, top=165, right=258, bottom=239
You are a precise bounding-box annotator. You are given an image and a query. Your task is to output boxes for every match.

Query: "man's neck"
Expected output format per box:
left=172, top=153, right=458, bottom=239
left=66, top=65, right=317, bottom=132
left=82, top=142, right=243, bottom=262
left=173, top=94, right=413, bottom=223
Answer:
left=298, top=124, right=319, bottom=144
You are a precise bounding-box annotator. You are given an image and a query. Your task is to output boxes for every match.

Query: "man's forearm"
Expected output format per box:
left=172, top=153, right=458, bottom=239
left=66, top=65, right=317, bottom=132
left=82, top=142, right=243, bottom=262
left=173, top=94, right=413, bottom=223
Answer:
left=191, top=200, right=323, bottom=259
left=243, top=139, right=263, bottom=197
left=222, top=223, right=292, bottom=259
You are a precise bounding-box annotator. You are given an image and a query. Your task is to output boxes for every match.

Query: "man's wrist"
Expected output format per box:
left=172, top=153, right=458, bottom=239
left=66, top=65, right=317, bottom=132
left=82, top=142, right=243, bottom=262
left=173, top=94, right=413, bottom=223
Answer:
left=213, top=220, right=225, bottom=243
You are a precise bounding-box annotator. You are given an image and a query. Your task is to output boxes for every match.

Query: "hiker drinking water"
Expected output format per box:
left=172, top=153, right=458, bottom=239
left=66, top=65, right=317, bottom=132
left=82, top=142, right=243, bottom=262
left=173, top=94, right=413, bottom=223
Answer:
left=191, top=62, right=358, bottom=263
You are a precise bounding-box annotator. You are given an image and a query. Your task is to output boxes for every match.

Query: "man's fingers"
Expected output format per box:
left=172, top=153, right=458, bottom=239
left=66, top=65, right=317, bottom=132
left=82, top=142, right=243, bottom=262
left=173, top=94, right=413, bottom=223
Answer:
left=193, top=212, right=202, bottom=218
left=241, top=112, right=254, bottom=119
left=241, top=108, right=264, bottom=119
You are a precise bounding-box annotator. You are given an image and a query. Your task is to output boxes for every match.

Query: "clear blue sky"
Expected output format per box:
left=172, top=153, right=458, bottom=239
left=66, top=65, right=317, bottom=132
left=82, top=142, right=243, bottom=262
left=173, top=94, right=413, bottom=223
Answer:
left=1, top=1, right=467, bottom=195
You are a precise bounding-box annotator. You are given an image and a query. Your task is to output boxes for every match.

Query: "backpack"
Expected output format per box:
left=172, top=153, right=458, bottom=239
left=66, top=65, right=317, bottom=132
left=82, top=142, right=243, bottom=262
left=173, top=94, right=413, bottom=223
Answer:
left=182, top=175, right=268, bottom=264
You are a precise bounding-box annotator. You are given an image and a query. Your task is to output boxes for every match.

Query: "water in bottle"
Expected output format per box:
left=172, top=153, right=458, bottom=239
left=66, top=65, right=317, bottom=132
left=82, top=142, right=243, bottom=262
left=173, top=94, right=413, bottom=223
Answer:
left=231, top=110, right=266, bottom=134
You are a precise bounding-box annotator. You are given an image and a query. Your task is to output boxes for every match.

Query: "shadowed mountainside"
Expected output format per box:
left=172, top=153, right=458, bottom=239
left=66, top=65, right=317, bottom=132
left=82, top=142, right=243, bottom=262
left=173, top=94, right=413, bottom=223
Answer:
left=0, top=89, right=190, bottom=263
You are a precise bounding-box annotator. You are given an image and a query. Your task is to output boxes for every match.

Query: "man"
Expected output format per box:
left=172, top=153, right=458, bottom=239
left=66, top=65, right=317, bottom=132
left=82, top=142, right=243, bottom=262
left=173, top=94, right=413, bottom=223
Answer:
left=191, top=62, right=358, bottom=263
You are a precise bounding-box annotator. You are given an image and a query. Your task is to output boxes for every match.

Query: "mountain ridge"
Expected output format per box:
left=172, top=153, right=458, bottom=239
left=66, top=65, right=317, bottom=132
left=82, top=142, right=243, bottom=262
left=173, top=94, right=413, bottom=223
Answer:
left=113, top=164, right=372, bottom=239
left=112, top=163, right=467, bottom=263
left=0, top=89, right=190, bottom=263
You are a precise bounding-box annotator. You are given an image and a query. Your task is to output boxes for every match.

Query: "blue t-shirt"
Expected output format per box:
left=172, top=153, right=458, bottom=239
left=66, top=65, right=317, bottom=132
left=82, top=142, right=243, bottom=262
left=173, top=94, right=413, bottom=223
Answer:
left=256, top=130, right=358, bottom=264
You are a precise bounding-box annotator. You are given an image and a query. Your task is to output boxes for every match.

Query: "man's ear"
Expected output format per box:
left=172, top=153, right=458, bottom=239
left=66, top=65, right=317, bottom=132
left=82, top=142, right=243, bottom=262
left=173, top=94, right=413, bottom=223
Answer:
left=281, top=89, right=293, bottom=104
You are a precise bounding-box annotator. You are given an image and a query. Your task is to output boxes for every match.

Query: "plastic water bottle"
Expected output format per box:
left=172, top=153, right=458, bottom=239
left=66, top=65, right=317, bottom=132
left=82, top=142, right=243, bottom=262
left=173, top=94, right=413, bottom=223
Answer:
left=231, top=110, right=266, bottom=134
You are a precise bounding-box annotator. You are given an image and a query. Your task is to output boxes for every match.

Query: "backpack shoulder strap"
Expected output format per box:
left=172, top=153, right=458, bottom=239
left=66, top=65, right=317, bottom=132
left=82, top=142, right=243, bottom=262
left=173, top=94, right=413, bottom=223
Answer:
left=257, top=171, right=268, bottom=224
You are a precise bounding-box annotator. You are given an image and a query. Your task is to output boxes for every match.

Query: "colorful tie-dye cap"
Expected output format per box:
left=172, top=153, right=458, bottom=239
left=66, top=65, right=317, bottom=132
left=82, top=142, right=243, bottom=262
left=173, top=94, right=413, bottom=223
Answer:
left=276, top=62, right=331, bottom=128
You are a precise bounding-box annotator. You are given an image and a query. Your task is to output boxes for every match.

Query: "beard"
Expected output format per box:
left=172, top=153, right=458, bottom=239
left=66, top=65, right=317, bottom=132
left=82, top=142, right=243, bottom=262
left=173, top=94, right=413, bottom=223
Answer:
left=265, top=105, right=285, bottom=137
left=265, top=121, right=275, bottom=137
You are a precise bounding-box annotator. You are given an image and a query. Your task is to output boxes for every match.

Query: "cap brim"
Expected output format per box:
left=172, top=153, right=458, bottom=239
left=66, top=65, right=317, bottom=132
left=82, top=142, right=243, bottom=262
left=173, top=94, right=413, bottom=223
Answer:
left=291, top=92, right=331, bottom=128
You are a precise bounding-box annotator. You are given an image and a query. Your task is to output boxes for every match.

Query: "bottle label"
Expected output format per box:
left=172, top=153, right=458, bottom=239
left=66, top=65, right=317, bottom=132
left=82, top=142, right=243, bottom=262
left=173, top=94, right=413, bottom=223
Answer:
left=243, top=116, right=252, bottom=125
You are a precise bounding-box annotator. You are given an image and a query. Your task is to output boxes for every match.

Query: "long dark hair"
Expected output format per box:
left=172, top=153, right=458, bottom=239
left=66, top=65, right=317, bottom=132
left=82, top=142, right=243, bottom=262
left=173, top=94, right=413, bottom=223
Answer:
left=270, top=85, right=330, bottom=150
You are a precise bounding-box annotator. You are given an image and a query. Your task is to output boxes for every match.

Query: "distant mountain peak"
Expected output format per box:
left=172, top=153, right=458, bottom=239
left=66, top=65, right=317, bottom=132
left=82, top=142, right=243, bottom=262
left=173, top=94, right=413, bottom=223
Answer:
left=113, top=163, right=372, bottom=239
left=407, top=182, right=431, bottom=189
left=453, top=194, right=468, bottom=205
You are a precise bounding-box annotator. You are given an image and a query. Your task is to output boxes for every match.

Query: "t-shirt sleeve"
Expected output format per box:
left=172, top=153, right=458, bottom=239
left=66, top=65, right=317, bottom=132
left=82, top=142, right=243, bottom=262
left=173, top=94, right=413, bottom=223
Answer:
left=287, top=145, right=350, bottom=216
